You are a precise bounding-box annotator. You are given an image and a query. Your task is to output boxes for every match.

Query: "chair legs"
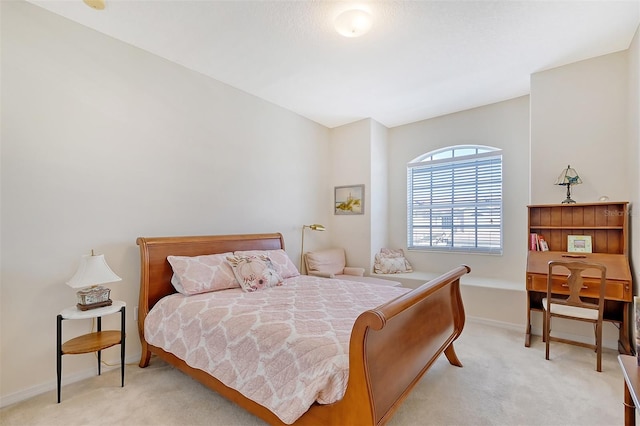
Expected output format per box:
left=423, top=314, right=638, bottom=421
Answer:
left=544, top=314, right=602, bottom=372
left=544, top=311, right=550, bottom=361
left=595, top=322, right=602, bottom=372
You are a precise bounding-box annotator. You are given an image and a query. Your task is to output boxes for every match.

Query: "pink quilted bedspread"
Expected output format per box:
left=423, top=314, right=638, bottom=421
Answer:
left=144, top=275, right=409, bottom=424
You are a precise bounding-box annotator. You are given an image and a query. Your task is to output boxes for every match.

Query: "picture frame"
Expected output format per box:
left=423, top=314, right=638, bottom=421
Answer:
left=334, top=184, right=364, bottom=215
left=567, top=235, right=592, bottom=253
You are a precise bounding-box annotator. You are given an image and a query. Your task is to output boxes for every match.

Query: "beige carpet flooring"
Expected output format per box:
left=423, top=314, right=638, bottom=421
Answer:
left=0, top=321, right=629, bottom=425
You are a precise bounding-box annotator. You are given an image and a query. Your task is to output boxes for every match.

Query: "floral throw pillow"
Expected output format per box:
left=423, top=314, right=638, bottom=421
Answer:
left=167, top=253, right=239, bottom=295
left=373, top=248, right=413, bottom=274
left=226, top=254, right=283, bottom=292
left=234, top=249, right=300, bottom=279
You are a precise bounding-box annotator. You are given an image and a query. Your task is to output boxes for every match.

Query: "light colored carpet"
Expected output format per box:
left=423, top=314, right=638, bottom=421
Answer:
left=0, top=321, right=628, bottom=425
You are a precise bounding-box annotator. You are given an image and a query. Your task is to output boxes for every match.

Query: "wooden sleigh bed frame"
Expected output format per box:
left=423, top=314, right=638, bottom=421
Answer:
left=137, top=233, right=470, bottom=425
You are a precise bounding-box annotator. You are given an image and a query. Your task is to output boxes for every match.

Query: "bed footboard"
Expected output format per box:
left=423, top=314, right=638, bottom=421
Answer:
left=298, top=265, right=470, bottom=426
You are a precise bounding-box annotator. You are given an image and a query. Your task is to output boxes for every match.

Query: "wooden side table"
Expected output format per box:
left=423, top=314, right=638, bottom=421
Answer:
left=618, top=355, right=639, bottom=426
left=56, top=300, right=126, bottom=403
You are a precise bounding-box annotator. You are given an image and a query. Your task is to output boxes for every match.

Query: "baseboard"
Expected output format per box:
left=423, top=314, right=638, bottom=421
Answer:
left=0, top=353, right=141, bottom=409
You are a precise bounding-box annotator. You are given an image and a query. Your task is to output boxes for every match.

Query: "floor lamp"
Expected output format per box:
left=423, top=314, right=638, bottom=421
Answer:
left=300, top=224, right=325, bottom=274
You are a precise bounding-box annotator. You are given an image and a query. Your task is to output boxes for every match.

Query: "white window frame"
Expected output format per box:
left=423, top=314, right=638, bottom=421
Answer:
left=407, top=145, right=503, bottom=254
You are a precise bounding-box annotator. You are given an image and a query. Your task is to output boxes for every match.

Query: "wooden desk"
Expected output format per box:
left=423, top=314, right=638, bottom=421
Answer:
left=618, top=355, right=639, bottom=426
left=525, top=251, right=632, bottom=354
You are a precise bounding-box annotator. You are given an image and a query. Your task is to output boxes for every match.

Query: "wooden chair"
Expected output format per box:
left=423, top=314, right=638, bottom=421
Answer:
left=543, top=260, right=607, bottom=372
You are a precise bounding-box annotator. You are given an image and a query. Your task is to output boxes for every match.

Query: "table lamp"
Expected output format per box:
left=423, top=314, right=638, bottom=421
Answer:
left=300, top=224, right=325, bottom=274
left=66, top=250, right=122, bottom=311
left=554, top=165, right=582, bottom=204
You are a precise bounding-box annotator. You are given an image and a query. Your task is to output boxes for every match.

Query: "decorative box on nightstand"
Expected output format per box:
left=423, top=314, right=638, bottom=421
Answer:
left=76, top=285, right=112, bottom=310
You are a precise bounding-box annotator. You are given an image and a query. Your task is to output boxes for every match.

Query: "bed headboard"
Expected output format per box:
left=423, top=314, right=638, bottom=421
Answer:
left=136, top=233, right=285, bottom=314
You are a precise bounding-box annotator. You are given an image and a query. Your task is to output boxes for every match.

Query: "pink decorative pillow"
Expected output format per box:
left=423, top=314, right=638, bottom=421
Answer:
left=234, top=249, right=300, bottom=279
left=167, top=253, right=239, bottom=295
left=373, top=248, right=413, bottom=274
left=226, top=254, right=283, bottom=292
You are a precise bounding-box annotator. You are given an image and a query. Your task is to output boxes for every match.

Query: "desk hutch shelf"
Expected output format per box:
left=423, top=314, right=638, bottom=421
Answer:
left=525, top=201, right=632, bottom=354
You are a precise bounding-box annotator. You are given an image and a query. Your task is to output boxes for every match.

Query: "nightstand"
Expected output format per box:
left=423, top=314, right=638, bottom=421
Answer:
left=56, top=300, right=126, bottom=403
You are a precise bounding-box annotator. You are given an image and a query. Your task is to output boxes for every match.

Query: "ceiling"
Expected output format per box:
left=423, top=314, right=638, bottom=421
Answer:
left=26, top=0, right=640, bottom=128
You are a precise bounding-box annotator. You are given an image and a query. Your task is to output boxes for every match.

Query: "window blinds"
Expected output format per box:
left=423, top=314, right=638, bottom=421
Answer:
left=407, top=151, right=502, bottom=253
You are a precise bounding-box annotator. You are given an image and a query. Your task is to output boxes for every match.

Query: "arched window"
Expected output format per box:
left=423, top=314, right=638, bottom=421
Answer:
left=407, top=145, right=503, bottom=254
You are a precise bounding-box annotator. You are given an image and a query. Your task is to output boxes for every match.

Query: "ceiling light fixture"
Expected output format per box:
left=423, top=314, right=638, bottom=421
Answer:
left=83, top=0, right=106, bottom=10
left=334, top=8, right=373, bottom=38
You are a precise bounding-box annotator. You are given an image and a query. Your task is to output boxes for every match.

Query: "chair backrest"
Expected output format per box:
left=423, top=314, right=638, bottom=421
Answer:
left=304, top=248, right=347, bottom=275
left=547, top=260, right=607, bottom=314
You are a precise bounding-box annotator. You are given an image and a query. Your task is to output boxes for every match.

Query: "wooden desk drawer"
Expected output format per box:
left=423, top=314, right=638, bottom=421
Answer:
left=527, top=274, right=631, bottom=301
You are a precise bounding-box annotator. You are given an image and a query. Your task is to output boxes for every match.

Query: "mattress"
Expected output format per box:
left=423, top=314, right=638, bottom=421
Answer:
left=144, top=275, right=409, bottom=424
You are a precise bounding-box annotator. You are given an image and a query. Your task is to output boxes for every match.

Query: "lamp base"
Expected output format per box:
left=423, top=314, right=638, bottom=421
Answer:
left=77, top=299, right=113, bottom=311
left=560, top=183, right=577, bottom=204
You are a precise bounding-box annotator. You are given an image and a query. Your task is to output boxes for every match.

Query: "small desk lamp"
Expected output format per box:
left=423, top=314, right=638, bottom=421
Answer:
left=555, top=165, right=582, bottom=204
left=300, top=224, right=325, bottom=274
left=67, top=250, right=122, bottom=311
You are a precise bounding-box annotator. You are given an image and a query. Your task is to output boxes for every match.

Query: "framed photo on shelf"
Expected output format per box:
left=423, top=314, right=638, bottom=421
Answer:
left=334, top=184, right=364, bottom=215
left=538, top=237, right=549, bottom=252
left=567, top=235, right=592, bottom=253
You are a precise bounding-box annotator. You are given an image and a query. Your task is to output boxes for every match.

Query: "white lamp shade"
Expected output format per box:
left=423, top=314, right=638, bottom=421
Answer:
left=66, top=254, right=122, bottom=289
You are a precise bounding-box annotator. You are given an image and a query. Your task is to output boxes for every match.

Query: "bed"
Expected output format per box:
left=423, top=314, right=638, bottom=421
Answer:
left=137, top=233, right=470, bottom=425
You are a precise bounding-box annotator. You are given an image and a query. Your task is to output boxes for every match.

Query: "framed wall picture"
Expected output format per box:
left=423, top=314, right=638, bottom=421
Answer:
left=567, top=235, right=592, bottom=253
left=334, top=184, right=364, bottom=215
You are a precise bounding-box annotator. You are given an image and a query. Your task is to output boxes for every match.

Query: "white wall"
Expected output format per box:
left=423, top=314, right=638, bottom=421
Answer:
left=328, top=120, right=372, bottom=271
left=369, top=120, right=390, bottom=267
left=0, top=1, right=330, bottom=404
left=387, top=96, right=531, bottom=283
left=530, top=51, right=629, bottom=204
left=326, top=118, right=390, bottom=274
